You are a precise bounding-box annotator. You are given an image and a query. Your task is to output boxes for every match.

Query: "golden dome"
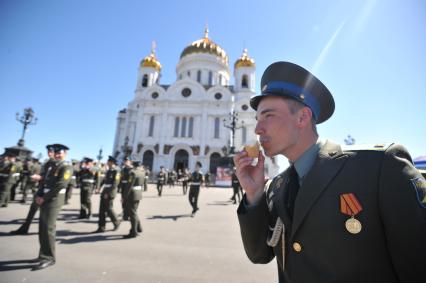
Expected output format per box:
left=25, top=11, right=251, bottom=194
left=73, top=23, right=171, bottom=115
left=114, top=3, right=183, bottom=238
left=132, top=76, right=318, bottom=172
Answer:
left=140, top=42, right=162, bottom=71
left=234, top=49, right=255, bottom=69
left=180, top=28, right=228, bottom=64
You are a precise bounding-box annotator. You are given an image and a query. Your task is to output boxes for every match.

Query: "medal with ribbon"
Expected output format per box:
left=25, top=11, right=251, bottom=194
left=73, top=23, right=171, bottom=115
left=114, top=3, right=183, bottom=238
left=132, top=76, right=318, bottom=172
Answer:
left=340, top=193, right=363, bottom=234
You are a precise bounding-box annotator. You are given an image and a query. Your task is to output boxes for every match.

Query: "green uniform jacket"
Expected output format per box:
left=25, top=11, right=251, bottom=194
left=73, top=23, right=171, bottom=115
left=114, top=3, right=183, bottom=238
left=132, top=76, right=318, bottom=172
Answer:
left=101, top=168, right=120, bottom=199
left=37, top=160, right=73, bottom=202
left=189, top=171, right=204, bottom=186
left=237, top=141, right=426, bottom=283
left=0, top=161, right=18, bottom=185
left=122, top=167, right=144, bottom=202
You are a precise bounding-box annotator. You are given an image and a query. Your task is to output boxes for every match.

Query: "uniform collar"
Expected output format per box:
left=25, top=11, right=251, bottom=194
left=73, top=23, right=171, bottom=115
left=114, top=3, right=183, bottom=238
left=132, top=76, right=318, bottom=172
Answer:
left=292, top=138, right=323, bottom=185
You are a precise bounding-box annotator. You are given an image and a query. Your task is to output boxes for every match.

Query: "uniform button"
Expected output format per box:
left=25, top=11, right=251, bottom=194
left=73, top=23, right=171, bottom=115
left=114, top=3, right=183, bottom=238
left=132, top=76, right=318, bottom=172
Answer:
left=293, top=242, right=302, bottom=252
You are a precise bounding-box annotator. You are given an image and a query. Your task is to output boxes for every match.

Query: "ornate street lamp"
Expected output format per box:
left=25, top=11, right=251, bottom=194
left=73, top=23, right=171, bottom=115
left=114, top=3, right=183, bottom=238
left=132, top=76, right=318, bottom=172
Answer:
left=223, top=108, right=244, bottom=155
left=97, top=147, right=104, bottom=162
left=344, top=135, right=356, bottom=146
left=16, top=107, right=37, bottom=146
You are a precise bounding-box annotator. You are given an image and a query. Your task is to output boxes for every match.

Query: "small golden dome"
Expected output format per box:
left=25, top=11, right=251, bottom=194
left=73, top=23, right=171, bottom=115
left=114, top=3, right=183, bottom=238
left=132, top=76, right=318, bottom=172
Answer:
left=234, top=49, right=255, bottom=69
left=140, top=41, right=162, bottom=71
left=180, top=28, right=228, bottom=65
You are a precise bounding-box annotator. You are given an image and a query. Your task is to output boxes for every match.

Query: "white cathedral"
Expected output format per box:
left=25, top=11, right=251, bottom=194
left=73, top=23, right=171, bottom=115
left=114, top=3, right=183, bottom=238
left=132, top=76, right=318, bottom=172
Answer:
left=113, top=29, right=278, bottom=179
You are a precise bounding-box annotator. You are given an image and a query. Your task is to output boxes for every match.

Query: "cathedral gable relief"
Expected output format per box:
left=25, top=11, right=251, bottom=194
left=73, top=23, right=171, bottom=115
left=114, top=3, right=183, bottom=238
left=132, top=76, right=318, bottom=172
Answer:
left=154, top=144, right=159, bottom=154
left=163, top=144, right=173, bottom=154
left=137, top=143, right=144, bottom=153
left=191, top=146, right=200, bottom=155
left=204, top=145, right=210, bottom=155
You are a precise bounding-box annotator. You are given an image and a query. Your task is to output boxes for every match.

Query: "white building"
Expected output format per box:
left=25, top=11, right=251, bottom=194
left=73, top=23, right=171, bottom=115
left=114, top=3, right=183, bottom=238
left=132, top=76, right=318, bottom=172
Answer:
left=113, top=29, right=278, bottom=178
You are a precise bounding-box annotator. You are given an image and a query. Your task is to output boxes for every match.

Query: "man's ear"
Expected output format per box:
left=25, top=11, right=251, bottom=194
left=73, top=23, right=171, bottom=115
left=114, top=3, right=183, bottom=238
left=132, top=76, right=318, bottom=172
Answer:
left=298, top=107, right=313, bottom=126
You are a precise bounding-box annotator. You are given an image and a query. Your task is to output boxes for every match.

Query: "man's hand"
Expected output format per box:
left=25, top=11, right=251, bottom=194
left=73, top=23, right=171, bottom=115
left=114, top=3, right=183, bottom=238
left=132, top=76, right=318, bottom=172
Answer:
left=31, top=174, right=42, bottom=181
left=233, top=149, right=266, bottom=204
left=35, top=196, right=44, bottom=206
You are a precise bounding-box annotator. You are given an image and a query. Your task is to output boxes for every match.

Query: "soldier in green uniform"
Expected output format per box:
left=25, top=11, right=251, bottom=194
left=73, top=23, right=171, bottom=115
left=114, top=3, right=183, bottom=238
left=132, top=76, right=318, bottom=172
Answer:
left=21, top=158, right=41, bottom=203
left=121, top=160, right=144, bottom=238
left=181, top=168, right=190, bottom=195
left=142, top=165, right=149, bottom=191
left=65, top=160, right=79, bottom=205
left=234, top=61, right=426, bottom=283
left=188, top=162, right=204, bottom=217
left=156, top=166, right=166, bottom=197
left=0, top=152, right=18, bottom=207
left=10, top=145, right=56, bottom=235
left=32, top=144, right=73, bottom=271
left=10, top=156, right=23, bottom=202
left=78, top=157, right=97, bottom=219
left=95, top=156, right=120, bottom=233
left=231, top=168, right=242, bottom=204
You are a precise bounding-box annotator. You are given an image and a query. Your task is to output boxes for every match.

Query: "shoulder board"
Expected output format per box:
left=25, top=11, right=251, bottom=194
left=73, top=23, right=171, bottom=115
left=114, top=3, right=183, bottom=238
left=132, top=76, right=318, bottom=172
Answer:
left=342, top=142, right=394, bottom=152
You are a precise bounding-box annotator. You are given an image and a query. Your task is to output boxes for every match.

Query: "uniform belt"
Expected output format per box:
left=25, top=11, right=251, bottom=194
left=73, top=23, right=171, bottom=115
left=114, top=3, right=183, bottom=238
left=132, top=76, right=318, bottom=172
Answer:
left=191, top=182, right=201, bottom=185
left=44, top=188, right=66, bottom=194
left=82, top=179, right=95, bottom=183
left=121, top=180, right=128, bottom=183
left=71, top=176, right=76, bottom=179
left=12, top=173, right=20, bottom=177
left=132, top=186, right=142, bottom=191
left=103, top=184, right=112, bottom=188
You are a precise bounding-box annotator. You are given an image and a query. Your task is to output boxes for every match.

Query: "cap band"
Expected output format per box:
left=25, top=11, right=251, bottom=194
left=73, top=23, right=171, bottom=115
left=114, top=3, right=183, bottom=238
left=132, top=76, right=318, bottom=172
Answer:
left=262, top=81, right=320, bottom=119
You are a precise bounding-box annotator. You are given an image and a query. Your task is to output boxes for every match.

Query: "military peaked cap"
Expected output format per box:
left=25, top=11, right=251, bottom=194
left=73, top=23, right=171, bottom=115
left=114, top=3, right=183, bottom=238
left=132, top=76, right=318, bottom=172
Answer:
left=250, top=61, right=335, bottom=124
left=107, top=156, right=117, bottom=164
left=50, top=144, right=69, bottom=153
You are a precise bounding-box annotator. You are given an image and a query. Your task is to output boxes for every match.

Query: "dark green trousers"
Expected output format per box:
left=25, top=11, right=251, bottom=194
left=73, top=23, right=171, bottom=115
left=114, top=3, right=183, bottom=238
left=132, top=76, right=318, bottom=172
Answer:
left=98, top=194, right=119, bottom=229
left=125, top=200, right=141, bottom=235
left=38, top=195, right=64, bottom=261
left=0, top=183, right=13, bottom=206
left=80, top=186, right=93, bottom=217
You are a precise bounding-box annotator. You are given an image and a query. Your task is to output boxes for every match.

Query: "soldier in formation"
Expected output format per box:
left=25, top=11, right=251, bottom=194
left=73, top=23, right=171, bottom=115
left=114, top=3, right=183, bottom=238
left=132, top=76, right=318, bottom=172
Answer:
left=0, top=152, right=19, bottom=207
left=95, top=156, right=120, bottom=233
left=78, top=157, right=97, bottom=219
left=188, top=162, right=204, bottom=217
left=121, top=160, right=144, bottom=238
left=32, top=143, right=73, bottom=271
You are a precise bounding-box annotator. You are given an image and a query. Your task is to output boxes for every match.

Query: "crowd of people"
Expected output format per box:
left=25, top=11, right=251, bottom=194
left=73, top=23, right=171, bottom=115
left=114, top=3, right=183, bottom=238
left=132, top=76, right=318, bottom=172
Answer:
left=0, top=144, right=240, bottom=271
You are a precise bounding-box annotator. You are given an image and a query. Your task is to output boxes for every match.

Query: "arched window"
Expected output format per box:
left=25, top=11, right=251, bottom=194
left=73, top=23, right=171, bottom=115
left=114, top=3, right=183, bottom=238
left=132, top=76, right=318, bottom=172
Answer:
left=142, top=150, right=154, bottom=170
left=208, top=71, right=213, bottom=86
left=209, top=152, right=221, bottom=174
left=174, top=117, right=180, bottom=137
left=188, top=117, right=194, bottom=137
left=197, top=70, right=201, bottom=83
left=142, top=74, right=148, bottom=87
left=148, top=116, right=155, bottom=137
left=242, top=75, right=248, bottom=88
left=214, top=117, right=220, bottom=139
left=242, top=126, right=247, bottom=144
left=181, top=117, right=187, bottom=137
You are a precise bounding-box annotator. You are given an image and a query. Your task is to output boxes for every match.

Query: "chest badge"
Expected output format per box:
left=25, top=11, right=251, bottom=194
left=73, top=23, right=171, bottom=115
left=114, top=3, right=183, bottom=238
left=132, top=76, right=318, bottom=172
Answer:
left=340, top=193, right=363, bottom=234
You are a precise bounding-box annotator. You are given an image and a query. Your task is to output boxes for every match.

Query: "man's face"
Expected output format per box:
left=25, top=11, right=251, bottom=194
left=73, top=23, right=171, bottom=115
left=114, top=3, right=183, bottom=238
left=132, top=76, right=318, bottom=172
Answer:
left=124, top=160, right=132, bottom=168
left=54, top=150, right=67, bottom=161
left=255, top=97, right=301, bottom=158
left=47, top=151, right=54, bottom=159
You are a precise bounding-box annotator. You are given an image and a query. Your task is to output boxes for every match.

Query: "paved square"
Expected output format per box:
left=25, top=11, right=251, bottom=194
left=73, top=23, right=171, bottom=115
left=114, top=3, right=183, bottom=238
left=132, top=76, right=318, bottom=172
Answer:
left=0, top=184, right=277, bottom=282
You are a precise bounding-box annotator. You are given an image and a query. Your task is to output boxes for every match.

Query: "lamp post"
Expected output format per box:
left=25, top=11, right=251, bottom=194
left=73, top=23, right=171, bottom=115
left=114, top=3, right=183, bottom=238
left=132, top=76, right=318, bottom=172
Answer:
left=344, top=135, right=356, bottom=146
left=223, top=108, right=244, bottom=155
left=16, top=107, right=37, bottom=146
left=97, top=147, right=103, bottom=162
left=121, top=136, right=132, bottom=160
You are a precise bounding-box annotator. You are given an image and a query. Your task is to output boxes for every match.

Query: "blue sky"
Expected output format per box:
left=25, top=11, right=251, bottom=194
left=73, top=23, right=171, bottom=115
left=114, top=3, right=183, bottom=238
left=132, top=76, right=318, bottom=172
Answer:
left=1, top=0, right=425, bottom=170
